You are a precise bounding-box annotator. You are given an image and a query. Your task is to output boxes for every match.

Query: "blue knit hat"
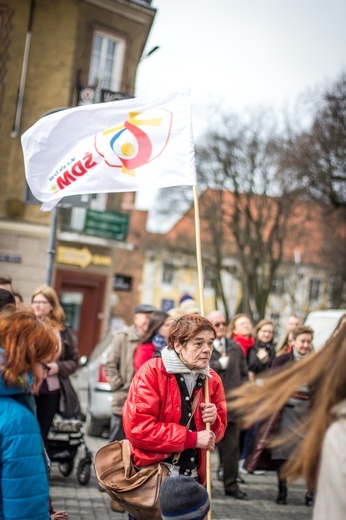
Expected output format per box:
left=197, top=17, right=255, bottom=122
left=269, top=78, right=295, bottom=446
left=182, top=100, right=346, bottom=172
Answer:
left=159, top=476, right=210, bottom=520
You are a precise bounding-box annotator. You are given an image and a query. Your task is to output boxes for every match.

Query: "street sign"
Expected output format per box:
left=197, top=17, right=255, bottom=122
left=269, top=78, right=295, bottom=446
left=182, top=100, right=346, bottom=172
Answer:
left=0, top=253, right=22, bottom=263
left=56, top=246, right=112, bottom=269
left=83, top=209, right=129, bottom=241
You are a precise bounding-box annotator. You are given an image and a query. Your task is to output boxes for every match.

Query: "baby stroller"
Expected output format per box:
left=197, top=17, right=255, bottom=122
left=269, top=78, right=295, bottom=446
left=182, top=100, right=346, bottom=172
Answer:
left=47, top=414, right=92, bottom=486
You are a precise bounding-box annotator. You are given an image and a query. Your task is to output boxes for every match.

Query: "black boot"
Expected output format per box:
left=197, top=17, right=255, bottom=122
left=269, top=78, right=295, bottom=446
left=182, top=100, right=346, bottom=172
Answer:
left=305, top=491, right=314, bottom=507
left=276, top=480, right=287, bottom=505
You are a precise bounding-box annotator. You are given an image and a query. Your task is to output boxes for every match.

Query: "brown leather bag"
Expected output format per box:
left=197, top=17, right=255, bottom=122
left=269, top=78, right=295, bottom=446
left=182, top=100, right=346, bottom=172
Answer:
left=95, top=439, right=169, bottom=520
left=94, top=391, right=202, bottom=520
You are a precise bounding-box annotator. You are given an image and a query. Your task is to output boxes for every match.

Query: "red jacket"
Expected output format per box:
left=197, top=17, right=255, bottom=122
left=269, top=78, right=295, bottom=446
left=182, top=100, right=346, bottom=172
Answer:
left=133, top=342, right=156, bottom=372
left=122, top=357, right=227, bottom=486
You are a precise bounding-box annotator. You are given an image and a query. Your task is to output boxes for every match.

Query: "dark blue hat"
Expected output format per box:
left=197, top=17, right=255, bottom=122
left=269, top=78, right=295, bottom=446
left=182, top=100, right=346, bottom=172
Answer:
left=159, top=476, right=210, bottom=520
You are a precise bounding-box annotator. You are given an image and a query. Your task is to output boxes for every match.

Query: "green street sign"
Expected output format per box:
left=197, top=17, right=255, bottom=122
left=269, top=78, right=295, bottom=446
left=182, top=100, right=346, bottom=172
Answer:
left=83, top=209, right=129, bottom=241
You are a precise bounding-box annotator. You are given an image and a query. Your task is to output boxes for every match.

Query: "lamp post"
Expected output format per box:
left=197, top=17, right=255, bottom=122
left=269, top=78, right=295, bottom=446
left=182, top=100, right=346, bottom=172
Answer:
left=139, top=45, right=160, bottom=61
left=46, top=206, right=59, bottom=286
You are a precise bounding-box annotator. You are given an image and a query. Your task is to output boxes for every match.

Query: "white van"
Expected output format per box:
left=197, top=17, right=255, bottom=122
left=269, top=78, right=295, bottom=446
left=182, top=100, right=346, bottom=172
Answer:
left=304, top=309, right=346, bottom=351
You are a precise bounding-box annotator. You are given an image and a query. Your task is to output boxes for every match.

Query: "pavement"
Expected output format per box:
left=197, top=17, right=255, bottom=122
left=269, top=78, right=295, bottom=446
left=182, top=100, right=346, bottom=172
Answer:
left=50, top=432, right=313, bottom=520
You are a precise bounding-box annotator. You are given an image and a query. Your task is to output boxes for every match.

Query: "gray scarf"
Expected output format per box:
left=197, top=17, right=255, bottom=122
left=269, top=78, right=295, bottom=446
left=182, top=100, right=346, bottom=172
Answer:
left=161, top=346, right=211, bottom=396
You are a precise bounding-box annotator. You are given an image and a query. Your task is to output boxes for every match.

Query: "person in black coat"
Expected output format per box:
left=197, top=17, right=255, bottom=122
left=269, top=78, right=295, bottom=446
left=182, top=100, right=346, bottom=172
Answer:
left=248, top=319, right=276, bottom=376
left=244, top=325, right=314, bottom=506
left=32, top=285, right=80, bottom=450
left=207, top=310, right=249, bottom=499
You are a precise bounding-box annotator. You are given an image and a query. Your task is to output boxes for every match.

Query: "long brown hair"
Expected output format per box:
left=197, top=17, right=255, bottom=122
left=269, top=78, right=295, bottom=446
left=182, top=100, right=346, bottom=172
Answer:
left=0, top=309, right=59, bottom=393
left=139, top=311, right=169, bottom=344
left=253, top=319, right=275, bottom=340
left=32, top=284, right=65, bottom=326
left=230, top=322, right=346, bottom=489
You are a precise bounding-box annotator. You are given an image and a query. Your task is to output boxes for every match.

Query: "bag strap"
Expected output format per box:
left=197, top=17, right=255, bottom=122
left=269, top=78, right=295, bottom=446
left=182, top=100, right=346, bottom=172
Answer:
left=171, top=389, right=202, bottom=466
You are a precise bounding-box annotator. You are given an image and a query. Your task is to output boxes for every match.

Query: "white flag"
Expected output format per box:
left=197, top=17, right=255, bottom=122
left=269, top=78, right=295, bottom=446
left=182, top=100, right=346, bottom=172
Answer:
left=21, top=91, right=197, bottom=211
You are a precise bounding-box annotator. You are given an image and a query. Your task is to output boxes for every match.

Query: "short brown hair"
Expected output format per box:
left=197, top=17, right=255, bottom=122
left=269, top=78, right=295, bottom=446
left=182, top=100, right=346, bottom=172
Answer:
left=291, top=325, right=314, bottom=340
left=167, top=314, right=216, bottom=349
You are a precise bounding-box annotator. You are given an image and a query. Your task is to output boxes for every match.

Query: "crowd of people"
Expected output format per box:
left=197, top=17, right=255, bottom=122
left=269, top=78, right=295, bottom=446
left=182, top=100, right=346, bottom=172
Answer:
left=105, top=297, right=345, bottom=520
left=0, top=276, right=345, bottom=519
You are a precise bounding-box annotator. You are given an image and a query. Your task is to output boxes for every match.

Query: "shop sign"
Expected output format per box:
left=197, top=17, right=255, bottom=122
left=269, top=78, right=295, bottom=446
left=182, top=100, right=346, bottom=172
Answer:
left=83, top=209, right=129, bottom=241
left=161, top=298, right=175, bottom=312
left=113, top=274, right=132, bottom=292
left=56, top=246, right=112, bottom=269
left=0, top=253, right=22, bottom=263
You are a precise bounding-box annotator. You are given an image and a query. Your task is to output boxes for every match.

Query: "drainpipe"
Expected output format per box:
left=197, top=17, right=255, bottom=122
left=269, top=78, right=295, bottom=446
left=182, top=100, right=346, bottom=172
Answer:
left=11, top=0, right=35, bottom=138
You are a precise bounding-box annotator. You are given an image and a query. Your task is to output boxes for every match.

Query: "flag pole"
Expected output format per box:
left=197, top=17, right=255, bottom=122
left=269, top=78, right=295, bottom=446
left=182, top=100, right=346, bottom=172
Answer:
left=193, top=185, right=212, bottom=520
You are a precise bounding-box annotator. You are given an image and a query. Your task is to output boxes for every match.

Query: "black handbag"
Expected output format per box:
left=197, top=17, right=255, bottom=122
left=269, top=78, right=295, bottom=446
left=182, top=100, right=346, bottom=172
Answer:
left=59, top=376, right=81, bottom=419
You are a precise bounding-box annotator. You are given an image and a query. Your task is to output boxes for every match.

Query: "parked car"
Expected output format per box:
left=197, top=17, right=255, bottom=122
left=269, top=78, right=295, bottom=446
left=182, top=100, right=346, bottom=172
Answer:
left=71, top=332, right=116, bottom=437
left=304, top=309, right=346, bottom=351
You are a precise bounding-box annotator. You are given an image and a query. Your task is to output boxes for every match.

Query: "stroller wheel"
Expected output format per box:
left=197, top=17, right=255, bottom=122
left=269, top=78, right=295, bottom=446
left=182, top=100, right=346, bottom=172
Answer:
left=77, top=458, right=91, bottom=485
left=58, top=460, right=74, bottom=477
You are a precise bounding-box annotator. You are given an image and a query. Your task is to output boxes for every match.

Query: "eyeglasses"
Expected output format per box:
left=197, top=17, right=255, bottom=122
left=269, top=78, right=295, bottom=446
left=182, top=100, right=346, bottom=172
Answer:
left=39, top=361, right=51, bottom=372
left=32, top=300, right=50, bottom=305
left=214, top=322, right=227, bottom=328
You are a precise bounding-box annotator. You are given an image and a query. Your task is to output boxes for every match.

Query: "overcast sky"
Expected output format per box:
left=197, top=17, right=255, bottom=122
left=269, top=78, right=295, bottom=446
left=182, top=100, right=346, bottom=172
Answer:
left=134, top=0, right=346, bottom=226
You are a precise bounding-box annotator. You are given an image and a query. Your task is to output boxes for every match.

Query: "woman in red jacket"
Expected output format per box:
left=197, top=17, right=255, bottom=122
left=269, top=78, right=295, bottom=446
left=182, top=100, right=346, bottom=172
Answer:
left=123, top=314, right=227, bottom=516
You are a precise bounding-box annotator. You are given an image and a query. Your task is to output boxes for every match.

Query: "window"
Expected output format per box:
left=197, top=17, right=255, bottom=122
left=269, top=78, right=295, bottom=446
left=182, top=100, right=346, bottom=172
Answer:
left=162, top=262, right=174, bottom=284
left=328, top=276, right=343, bottom=307
left=88, top=30, right=125, bottom=92
left=308, top=278, right=321, bottom=303
left=271, top=276, right=285, bottom=296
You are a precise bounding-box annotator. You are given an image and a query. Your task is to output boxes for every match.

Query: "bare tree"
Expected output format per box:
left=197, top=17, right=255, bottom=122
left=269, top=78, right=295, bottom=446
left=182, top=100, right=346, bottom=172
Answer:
left=279, top=72, right=346, bottom=211
left=153, top=109, right=306, bottom=320
left=194, top=109, right=305, bottom=320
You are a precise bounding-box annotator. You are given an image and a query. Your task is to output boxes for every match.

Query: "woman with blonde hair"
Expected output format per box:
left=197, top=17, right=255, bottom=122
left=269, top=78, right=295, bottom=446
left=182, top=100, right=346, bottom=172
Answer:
left=227, top=313, right=254, bottom=359
left=230, top=322, right=346, bottom=518
left=0, top=310, right=59, bottom=519
left=32, top=285, right=80, bottom=448
left=248, top=319, right=276, bottom=375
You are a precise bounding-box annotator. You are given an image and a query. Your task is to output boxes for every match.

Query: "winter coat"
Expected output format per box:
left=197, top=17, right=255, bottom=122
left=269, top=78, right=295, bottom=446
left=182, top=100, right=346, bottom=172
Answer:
left=58, top=325, right=79, bottom=378
left=313, top=399, right=346, bottom=520
left=0, top=351, right=49, bottom=520
left=247, top=340, right=276, bottom=374
left=133, top=342, right=156, bottom=372
left=38, top=324, right=80, bottom=418
left=122, top=356, right=227, bottom=486
left=245, top=349, right=310, bottom=471
left=105, top=324, right=141, bottom=415
left=58, top=325, right=80, bottom=418
left=210, top=338, right=248, bottom=421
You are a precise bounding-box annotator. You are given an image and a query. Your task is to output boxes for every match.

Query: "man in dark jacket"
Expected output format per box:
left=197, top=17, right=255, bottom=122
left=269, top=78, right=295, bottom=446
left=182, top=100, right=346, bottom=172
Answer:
left=207, top=310, right=249, bottom=499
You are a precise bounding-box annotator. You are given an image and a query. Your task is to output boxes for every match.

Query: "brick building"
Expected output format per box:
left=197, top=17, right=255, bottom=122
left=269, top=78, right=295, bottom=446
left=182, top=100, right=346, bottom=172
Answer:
left=141, top=189, right=346, bottom=330
left=0, top=0, right=156, bottom=356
